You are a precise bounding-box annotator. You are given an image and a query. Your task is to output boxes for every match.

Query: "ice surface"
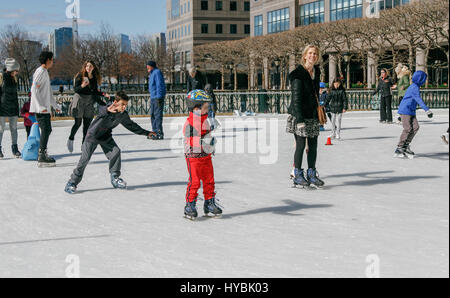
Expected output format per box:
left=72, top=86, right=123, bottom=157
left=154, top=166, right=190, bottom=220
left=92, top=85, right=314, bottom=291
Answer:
left=0, top=110, right=448, bottom=277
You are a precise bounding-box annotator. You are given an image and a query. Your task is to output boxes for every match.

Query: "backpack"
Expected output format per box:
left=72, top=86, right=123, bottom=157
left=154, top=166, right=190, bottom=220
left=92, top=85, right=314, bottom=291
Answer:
left=22, top=121, right=40, bottom=161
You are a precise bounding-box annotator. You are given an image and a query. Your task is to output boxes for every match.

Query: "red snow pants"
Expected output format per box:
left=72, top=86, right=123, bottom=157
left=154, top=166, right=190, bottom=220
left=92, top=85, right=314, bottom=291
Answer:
left=185, top=155, right=216, bottom=203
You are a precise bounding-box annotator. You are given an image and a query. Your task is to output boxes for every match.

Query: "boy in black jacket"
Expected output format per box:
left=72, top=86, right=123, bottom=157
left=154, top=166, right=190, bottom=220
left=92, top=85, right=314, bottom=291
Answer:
left=64, top=91, right=156, bottom=194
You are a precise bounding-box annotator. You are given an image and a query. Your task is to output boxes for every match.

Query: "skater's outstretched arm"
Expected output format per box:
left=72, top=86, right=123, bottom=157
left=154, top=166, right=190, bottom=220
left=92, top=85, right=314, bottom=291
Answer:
left=121, top=114, right=153, bottom=137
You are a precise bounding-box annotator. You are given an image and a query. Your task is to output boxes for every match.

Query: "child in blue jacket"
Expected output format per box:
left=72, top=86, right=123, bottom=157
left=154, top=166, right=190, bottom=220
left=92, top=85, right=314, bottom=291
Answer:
left=395, top=70, right=433, bottom=157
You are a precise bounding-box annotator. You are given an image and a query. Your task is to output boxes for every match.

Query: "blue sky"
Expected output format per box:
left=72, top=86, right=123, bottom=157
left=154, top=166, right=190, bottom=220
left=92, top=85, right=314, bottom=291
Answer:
left=0, top=0, right=167, bottom=43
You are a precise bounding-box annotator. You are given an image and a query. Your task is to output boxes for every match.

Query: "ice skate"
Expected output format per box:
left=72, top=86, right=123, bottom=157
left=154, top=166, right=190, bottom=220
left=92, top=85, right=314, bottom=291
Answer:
left=307, top=168, right=325, bottom=189
left=38, top=149, right=56, bottom=168
left=184, top=200, right=198, bottom=220
left=64, top=182, right=77, bottom=194
left=67, top=139, right=74, bottom=153
left=403, top=145, right=415, bottom=159
left=111, top=174, right=127, bottom=189
left=203, top=198, right=223, bottom=217
left=441, top=134, right=449, bottom=145
left=0, top=146, right=4, bottom=159
left=394, top=147, right=407, bottom=158
left=292, top=168, right=311, bottom=189
left=11, top=144, right=21, bottom=158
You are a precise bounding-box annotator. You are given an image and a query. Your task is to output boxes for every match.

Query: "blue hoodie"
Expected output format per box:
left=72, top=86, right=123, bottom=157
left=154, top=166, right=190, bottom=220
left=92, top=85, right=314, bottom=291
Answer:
left=148, top=68, right=166, bottom=100
left=398, top=70, right=430, bottom=116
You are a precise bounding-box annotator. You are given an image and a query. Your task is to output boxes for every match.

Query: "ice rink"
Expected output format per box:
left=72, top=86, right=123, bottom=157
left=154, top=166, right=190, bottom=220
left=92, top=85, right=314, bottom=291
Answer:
left=0, top=110, right=448, bottom=278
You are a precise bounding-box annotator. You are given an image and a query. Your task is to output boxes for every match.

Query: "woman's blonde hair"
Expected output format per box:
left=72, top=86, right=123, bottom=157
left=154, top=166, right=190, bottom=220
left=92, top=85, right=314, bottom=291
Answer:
left=301, top=45, right=321, bottom=66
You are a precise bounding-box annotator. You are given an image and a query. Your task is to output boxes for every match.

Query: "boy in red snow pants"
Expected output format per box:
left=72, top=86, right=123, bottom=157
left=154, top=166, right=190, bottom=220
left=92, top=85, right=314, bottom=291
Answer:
left=183, top=89, right=222, bottom=219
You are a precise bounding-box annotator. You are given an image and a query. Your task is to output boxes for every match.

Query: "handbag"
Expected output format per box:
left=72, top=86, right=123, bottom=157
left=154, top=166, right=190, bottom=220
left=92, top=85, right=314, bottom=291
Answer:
left=315, top=93, right=327, bottom=125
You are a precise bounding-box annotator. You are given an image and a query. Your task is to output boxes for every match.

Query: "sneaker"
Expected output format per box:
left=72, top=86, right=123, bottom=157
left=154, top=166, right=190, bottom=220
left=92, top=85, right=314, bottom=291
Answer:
left=67, top=139, right=74, bottom=153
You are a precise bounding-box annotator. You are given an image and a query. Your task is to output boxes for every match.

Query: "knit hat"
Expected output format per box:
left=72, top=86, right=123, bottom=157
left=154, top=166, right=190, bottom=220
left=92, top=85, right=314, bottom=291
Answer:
left=147, top=61, right=157, bottom=68
left=5, top=58, right=20, bottom=72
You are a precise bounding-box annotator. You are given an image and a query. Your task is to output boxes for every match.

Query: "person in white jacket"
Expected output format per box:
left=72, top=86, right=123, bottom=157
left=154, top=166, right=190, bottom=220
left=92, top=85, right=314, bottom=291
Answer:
left=30, top=51, right=61, bottom=167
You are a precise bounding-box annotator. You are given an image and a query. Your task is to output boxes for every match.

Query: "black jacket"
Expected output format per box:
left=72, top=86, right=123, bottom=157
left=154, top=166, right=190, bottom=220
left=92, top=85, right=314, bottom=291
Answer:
left=326, top=89, right=348, bottom=114
left=0, top=72, right=19, bottom=117
left=187, top=72, right=205, bottom=92
left=373, top=77, right=393, bottom=97
left=74, top=74, right=106, bottom=106
left=288, top=65, right=321, bottom=123
left=85, top=104, right=150, bottom=144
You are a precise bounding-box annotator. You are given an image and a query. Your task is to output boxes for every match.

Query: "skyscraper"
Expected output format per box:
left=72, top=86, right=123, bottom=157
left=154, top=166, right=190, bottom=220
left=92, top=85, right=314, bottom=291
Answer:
left=48, top=27, right=73, bottom=59
left=119, top=34, right=132, bottom=54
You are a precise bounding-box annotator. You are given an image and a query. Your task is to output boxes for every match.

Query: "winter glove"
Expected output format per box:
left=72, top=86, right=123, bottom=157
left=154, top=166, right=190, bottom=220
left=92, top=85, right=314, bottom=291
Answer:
left=147, top=131, right=157, bottom=139
left=296, top=122, right=306, bottom=130
left=201, top=134, right=217, bottom=155
left=426, top=110, right=433, bottom=119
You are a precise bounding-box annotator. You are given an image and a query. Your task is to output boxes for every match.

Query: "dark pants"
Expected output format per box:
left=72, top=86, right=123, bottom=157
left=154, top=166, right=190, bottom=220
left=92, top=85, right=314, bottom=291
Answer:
left=36, top=113, right=52, bottom=151
left=294, top=135, right=318, bottom=170
left=398, top=115, right=420, bottom=148
left=25, top=126, right=31, bottom=139
left=70, top=138, right=121, bottom=186
left=380, top=95, right=393, bottom=122
left=69, top=117, right=93, bottom=143
left=150, top=98, right=165, bottom=135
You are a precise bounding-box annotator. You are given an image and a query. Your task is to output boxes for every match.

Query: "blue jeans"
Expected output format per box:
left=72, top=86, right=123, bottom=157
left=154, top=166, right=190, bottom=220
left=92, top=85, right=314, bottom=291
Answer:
left=150, top=97, right=165, bottom=135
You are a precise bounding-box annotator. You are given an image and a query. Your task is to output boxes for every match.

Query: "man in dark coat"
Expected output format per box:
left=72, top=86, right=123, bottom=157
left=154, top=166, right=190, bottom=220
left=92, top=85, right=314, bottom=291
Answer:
left=187, top=67, right=205, bottom=92
left=373, top=68, right=394, bottom=123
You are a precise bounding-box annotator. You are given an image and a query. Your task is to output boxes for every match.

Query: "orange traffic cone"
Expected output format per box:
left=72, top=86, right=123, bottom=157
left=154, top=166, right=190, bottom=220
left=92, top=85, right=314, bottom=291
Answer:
left=325, top=137, right=333, bottom=146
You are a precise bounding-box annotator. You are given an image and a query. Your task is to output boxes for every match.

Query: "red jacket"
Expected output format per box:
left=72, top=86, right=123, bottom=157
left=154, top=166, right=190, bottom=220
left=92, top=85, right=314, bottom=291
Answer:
left=183, top=112, right=213, bottom=158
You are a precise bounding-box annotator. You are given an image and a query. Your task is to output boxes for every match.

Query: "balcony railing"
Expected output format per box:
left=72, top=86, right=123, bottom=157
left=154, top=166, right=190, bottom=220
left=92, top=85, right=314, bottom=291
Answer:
left=18, top=89, right=449, bottom=117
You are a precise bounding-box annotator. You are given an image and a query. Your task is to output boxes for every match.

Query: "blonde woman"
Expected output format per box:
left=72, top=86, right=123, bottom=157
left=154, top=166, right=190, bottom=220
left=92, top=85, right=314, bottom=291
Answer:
left=286, top=45, right=325, bottom=188
left=395, top=64, right=411, bottom=122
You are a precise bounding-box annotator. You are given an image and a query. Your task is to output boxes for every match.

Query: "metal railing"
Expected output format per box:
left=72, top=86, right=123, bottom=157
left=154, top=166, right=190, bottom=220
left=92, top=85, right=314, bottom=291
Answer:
left=18, top=89, right=448, bottom=117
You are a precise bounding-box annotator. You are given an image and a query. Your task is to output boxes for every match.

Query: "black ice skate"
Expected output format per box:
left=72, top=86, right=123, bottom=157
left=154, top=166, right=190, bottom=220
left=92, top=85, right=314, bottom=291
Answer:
left=307, top=168, right=325, bottom=189
left=64, top=182, right=77, bottom=194
left=111, top=174, right=127, bottom=189
left=184, top=200, right=198, bottom=220
left=293, top=168, right=311, bottom=189
left=38, top=149, right=56, bottom=167
left=12, top=144, right=21, bottom=158
left=203, top=198, right=223, bottom=217
left=403, top=145, right=415, bottom=159
left=0, top=146, right=4, bottom=159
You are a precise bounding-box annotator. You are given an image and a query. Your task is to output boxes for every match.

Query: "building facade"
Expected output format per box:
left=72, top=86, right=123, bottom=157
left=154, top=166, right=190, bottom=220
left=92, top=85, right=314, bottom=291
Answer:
left=166, top=0, right=251, bottom=85
left=49, top=27, right=73, bottom=59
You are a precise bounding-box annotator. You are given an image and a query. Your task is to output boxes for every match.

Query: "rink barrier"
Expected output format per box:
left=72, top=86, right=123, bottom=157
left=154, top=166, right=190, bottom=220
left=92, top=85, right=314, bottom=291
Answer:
left=18, top=89, right=448, bottom=117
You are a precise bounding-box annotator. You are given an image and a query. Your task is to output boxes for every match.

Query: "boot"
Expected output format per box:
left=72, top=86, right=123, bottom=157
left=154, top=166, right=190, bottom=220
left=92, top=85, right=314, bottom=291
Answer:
left=293, top=168, right=310, bottom=187
left=38, top=149, right=56, bottom=166
left=111, top=173, right=127, bottom=189
left=203, top=198, right=222, bottom=216
left=307, top=168, right=325, bottom=188
left=12, top=144, right=21, bottom=158
left=184, top=199, right=198, bottom=219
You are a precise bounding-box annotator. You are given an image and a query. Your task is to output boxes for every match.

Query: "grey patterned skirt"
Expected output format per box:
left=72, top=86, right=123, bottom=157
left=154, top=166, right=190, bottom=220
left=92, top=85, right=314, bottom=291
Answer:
left=286, top=115, right=320, bottom=138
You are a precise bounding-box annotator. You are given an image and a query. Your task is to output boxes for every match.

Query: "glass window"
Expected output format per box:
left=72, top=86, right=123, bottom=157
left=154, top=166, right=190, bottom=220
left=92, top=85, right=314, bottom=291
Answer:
left=201, top=1, right=208, bottom=10
left=171, top=0, right=180, bottom=19
left=244, top=1, right=250, bottom=11
left=230, top=24, right=237, bottom=34
left=254, top=15, right=263, bottom=36
left=300, top=1, right=325, bottom=26
left=216, top=1, right=223, bottom=10
left=329, top=0, right=362, bottom=20
left=230, top=1, right=237, bottom=11
left=216, top=24, right=223, bottom=34
left=267, top=7, right=290, bottom=34
left=244, top=24, right=250, bottom=34
left=201, top=24, right=208, bottom=34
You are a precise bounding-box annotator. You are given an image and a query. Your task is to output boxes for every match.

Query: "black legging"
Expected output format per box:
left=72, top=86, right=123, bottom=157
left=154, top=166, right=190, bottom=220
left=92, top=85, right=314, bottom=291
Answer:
left=294, top=135, right=318, bottom=170
left=69, top=117, right=93, bottom=143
